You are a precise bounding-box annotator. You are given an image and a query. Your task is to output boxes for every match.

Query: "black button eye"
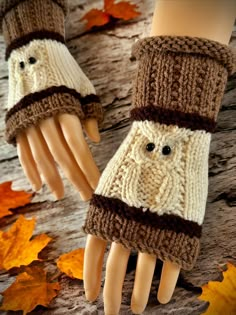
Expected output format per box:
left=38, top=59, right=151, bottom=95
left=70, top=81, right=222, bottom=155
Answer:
left=29, top=57, right=37, bottom=64
left=146, top=143, right=155, bottom=152
left=162, top=145, right=171, bottom=155
left=19, top=61, right=25, bottom=69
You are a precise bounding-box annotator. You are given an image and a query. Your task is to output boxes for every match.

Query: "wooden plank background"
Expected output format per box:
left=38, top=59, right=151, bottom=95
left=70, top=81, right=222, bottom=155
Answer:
left=0, top=0, right=235, bottom=314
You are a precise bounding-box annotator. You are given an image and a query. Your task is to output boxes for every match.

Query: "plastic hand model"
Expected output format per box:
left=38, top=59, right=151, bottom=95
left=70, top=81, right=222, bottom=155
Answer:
left=0, top=0, right=103, bottom=200
left=83, top=36, right=236, bottom=313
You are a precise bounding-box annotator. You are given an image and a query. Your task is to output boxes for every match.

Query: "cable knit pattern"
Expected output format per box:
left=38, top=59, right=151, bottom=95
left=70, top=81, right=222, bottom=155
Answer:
left=84, top=36, right=236, bottom=270
left=5, top=39, right=103, bottom=144
left=95, top=121, right=211, bottom=224
left=7, top=40, right=97, bottom=108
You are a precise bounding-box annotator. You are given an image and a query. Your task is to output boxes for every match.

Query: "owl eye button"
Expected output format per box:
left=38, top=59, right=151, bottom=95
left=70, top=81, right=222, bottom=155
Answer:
left=162, top=145, right=171, bottom=155
left=19, top=61, right=25, bottom=69
left=146, top=143, right=155, bottom=152
left=29, top=57, right=37, bottom=64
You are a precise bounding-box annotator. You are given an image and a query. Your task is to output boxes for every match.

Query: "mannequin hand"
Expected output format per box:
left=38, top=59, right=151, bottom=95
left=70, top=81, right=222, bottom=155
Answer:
left=84, top=235, right=180, bottom=314
left=17, top=114, right=100, bottom=201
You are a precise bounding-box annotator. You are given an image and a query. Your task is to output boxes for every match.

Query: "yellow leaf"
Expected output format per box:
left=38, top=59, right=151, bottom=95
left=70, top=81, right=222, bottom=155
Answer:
left=0, top=266, right=60, bottom=314
left=57, top=248, right=85, bottom=280
left=199, top=263, right=236, bottom=315
left=0, top=181, right=33, bottom=219
left=0, top=215, right=52, bottom=270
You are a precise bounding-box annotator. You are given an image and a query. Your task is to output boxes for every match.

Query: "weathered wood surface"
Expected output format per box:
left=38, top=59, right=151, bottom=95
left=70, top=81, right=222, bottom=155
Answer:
left=0, top=0, right=236, bottom=314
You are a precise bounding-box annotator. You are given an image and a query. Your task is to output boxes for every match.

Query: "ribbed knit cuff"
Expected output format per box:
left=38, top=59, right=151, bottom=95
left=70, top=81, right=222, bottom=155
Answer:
left=0, top=0, right=67, bottom=59
left=130, top=36, right=236, bottom=132
left=5, top=86, right=103, bottom=145
left=84, top=195, right=201, bottom=270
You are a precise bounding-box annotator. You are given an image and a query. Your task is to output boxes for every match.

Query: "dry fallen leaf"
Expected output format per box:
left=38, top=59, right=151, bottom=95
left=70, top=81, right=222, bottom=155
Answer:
left=0, top=266, right=60, bottom=314
left=199, top=263, right=236, bottom=315
left=81, top=8, right=110, bottom=30
left=0, top=215, right=52, bottom=270
left=0, top=181, right=33, bottom=219
left=57, top=248, right=85, bottom=280
left=81, top=0, right=140, bottom=31
left=105, top=0, right=140, bottom=20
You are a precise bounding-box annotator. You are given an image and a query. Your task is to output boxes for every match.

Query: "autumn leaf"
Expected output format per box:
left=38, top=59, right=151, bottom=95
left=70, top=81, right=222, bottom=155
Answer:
left=105, top=0, right=140, bottom=21
left=0, top=181, right=33, bottom=219
left=57, top=248, right=84, bottom=280
left=0, top=266, right=60, bottom=314
left=81, top=0, right=140, bottom=31
left=81, top=8, right=110, bottom=30
left=0, top=215, right=52, bottom=270
left=199, top=263, right=236, bottom=315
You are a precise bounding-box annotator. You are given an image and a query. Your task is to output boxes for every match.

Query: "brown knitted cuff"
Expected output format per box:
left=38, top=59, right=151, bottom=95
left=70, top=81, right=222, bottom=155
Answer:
left=5, top=86, right=103, bottom=145
left=0, top=0, right=67, bottom=59
left=130, top=36, right=236, bottom=132
left=83, top=195, right=201, bottom=270
left=82, top=101, right=104, bottom=126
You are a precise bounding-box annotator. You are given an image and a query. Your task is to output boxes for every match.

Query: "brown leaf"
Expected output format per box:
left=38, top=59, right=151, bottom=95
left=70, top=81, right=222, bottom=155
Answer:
left=199, top=263, right=236, bottom=314
left=0, top=266, right=60, bottom=314
left=80, top=8, right=110, bottom=30
left=0, top=215, right=52, bottom=270
left=105, top=1, right=140, bottom=20
left=57, top=248, right=84, bottom=280
left=0, top=181, right=33, bottom=219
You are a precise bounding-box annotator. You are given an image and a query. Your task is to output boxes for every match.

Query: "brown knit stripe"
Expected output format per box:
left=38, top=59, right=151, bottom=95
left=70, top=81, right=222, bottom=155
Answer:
left=83, top=202, right=200, bottom=270
left=82, top=102, right=104, bottom=125
left=2, top=0, right=66, bottom=53
left=5, top=31, right=65, bottom=60
left=5, top=87, right=102, bottom=144
left=90, top=194, right=202, bottom=238
left=0, top=0, right=67, bottom=20
left=132, top=36, right=236, bottom=75
left=5, top=92, right=84, bottom=145
left=130, top=105, right=216, bottom=132
left=5, top=85, right=100, bottom=122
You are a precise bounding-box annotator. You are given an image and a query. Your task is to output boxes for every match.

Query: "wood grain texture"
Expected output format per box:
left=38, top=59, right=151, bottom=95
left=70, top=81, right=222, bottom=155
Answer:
left=0, top=0, right=235, bottom=314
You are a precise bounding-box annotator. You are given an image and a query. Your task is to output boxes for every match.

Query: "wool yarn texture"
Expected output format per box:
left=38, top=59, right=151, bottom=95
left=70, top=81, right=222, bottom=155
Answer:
left=83, top=36, right=236, bottom=270
left=0, top=0, right=103, bottom=144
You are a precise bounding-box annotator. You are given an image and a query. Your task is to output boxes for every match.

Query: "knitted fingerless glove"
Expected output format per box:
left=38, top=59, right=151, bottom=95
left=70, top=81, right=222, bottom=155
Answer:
left=83, top=36, right=236, bottom=270
left=0, top=0, right=103, bottom=145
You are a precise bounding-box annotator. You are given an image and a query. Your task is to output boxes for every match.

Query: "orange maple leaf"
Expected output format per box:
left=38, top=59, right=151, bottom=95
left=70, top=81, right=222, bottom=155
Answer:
left=199, top=263, right=236, bottom=315
left=0, top=215, right=52, bottom=270
left=0, top=181, right=33, bottom=219
left=57, top=248, right=84, bottom=280
left=105, top=0, right=140, bottom=20
left=0, top=266, right=60, bottom=314
left=81, top=8, right=110, bottom=30
left=81, top=0, right=140, bottom=31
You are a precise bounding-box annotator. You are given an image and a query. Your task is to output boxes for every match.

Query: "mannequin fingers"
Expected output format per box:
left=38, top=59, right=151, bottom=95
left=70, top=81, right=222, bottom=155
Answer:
left=104, top=243, right=130, bottom=315
left=17, top=133, right=42, bottom=191
left=57, top=114, right=100, bottom=189
left=39, top=116, right=92, bottom=201
left=84, top=235, right=107, bottom=302
left=131, top=253, right=156, bottom=314
left=25, top=126, right=64, bottom=200
left=83, top=118, right=101, bottom=143
left=157, top=260, right=181, bottom=304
